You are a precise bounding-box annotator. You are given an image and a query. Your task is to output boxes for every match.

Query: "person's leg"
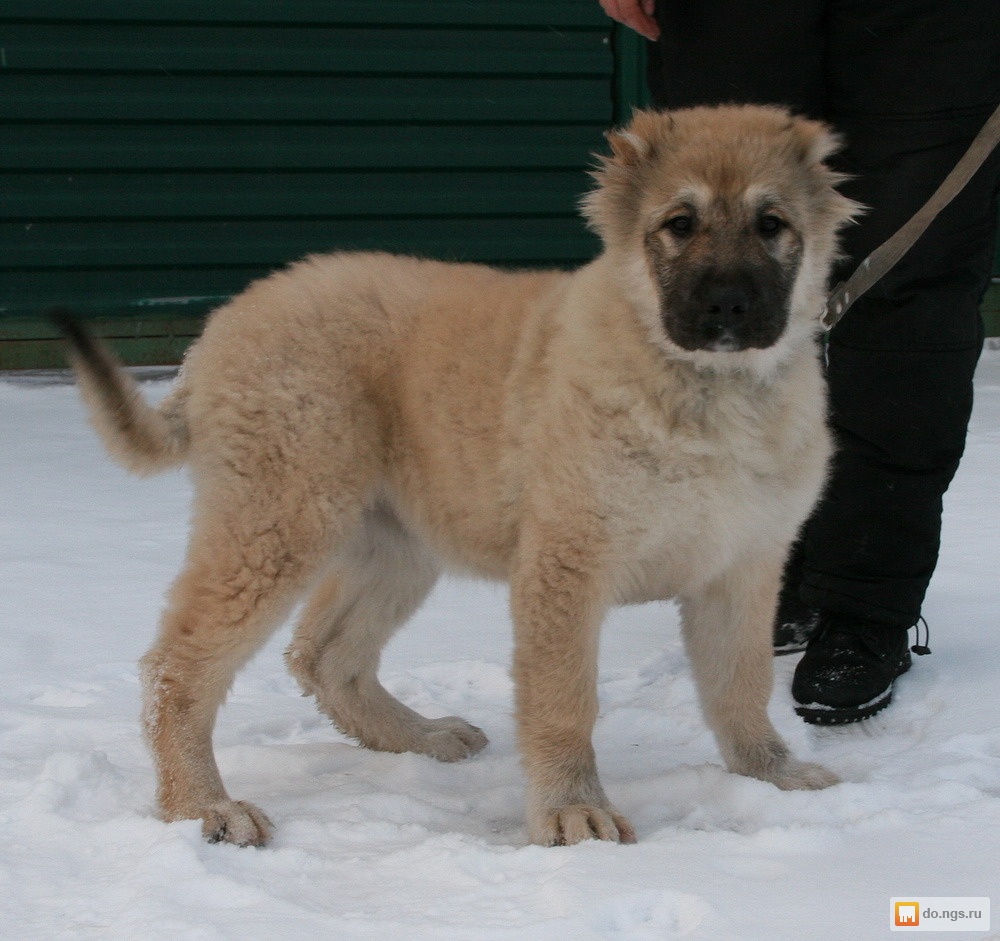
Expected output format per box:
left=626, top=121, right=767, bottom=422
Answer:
left=802, top=113, right=998, bottom=626
left=793, top=0, right=1000, bottom=721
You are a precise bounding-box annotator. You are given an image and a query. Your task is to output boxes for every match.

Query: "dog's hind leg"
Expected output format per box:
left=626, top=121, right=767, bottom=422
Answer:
left=679, top=552, right=839, bottom=791
left=141, top=457, right=371, bottom=847
left=286, top=506, right=488, bottom=762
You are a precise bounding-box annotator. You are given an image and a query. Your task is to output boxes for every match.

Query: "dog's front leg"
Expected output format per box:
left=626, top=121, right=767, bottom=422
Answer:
left=679, top=552, right=839, bottom=791
left=511, top=520, right=635, bottom=846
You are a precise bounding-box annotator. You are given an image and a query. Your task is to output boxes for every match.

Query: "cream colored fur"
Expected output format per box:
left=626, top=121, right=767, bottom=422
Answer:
left=66, top=105, right=860, bottom=847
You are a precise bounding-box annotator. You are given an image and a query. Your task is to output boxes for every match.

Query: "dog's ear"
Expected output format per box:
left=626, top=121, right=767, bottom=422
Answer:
left=582, top=110, right=671, bottom=241
left=603, top=109, right=669, bottom=167
left=790, top=117, right=845, bottom=169
left=789, top=116, right=866, bottom=227
left=604, top=129, right=650, bottom=166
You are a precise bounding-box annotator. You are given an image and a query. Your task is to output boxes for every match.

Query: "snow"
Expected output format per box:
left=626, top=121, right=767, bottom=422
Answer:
left=2, top=355, right=999, bottom=941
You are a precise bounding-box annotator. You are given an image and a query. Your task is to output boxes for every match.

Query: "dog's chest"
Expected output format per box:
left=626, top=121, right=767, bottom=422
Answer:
left=590, top=380, right=827, bottom=598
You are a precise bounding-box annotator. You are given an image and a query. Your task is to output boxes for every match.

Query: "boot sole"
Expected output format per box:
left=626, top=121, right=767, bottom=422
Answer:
left=795, top=688, right=893, bottom=724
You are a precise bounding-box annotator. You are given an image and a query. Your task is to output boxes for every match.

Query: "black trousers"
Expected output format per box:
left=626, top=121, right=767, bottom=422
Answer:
left=647, top=0, right=1000, bottom=626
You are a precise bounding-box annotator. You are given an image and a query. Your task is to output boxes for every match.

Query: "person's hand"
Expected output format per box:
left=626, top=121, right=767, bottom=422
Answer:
left=598, top=0, right=660, bottom=41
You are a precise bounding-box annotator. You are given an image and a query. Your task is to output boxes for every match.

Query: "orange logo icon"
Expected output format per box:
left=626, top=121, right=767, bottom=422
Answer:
left=895, top=902, right=920, bottom=927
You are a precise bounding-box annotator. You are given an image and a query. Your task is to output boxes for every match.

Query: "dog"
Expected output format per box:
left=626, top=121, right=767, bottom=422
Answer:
left=59, top=104, right=860, bottom=848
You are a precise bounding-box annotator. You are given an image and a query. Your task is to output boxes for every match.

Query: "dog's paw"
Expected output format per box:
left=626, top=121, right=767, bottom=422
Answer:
left=770, top=759, right=840, bottom=791
left=725, top=735, right=838, bottom=792
left=416, top=717, right=488, bottom=762
left=200, top=800, right=273, bottom=847
left=531, top=804, right=637, bottom=847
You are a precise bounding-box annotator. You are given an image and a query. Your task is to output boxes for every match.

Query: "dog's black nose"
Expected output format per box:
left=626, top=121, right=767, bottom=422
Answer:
left=698, top=282, right=755, bottom=349
left=705, top=284, right=751, bottom=321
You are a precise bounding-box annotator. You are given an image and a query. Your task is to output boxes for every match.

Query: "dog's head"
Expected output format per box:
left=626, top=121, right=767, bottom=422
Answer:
left=582, top=105, right=862, bottom=369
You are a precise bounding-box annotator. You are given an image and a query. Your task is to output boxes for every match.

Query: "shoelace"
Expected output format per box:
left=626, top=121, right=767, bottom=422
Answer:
left=815, top=617, right=925, bottom=662
left=910, top=616, right=932, bottom=657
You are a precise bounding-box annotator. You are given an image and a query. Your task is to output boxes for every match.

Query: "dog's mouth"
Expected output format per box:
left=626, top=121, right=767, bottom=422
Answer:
left=665, top=315, right=788, bottom=354
left=697, top=326, right=746, bottom=352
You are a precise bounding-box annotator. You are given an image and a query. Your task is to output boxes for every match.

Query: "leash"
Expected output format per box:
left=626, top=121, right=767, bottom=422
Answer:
left=822, top=101, right=1000, bottom=329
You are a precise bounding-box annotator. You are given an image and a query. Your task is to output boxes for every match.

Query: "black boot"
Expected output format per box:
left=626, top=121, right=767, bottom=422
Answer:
left=773, top=537, right=819, bottom=655
left=791, top=613, right=918, bottom=724
left=773, top=578, right=819, bottom=655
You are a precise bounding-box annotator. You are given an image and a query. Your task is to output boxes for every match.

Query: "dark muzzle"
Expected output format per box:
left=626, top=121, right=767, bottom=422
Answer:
left=663, top=265, right=791, bottom=352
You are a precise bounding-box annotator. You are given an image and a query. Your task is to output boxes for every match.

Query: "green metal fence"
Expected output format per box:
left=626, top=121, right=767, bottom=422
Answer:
left=0, top=2, right=623, bottom=368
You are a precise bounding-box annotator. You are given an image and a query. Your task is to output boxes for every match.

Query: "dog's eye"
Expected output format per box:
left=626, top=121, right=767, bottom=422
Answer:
left=664, top=215, right=695, bottom=237
left=758, top=214, right=786, bottom=237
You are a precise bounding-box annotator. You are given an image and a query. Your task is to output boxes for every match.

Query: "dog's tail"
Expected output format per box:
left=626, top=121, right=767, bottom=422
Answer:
left=52, top=310, right=190, bottom=476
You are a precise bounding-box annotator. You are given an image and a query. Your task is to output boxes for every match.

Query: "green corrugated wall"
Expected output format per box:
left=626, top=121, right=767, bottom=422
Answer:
left=0, top=1, right=629, bottom=368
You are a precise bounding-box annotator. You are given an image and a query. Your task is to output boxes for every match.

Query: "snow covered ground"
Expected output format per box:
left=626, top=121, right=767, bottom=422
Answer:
left=1, top=353, right=998, bottom=940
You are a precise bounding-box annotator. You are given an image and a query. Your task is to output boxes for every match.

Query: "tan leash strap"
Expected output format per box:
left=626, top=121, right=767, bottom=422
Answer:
left=822, top=102, right=1000, bottom=329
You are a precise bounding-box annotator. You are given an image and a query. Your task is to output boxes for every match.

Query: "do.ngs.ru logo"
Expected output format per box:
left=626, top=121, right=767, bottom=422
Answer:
left=891, top=897, right=990, bottom=932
